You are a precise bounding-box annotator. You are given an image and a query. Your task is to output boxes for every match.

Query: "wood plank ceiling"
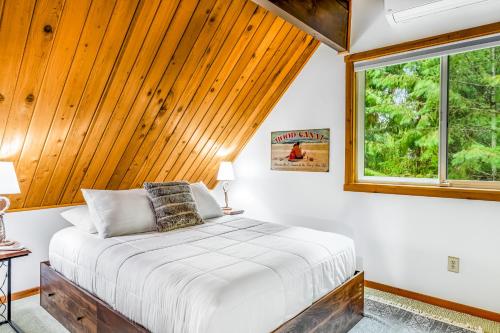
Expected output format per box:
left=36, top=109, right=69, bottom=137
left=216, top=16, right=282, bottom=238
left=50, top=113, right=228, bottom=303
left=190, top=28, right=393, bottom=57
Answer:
left=0, top=0, right=319, bottom=210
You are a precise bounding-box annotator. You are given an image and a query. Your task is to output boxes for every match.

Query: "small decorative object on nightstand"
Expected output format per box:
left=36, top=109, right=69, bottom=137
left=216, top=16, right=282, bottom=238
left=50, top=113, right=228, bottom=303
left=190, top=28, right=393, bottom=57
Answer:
left=223, top=209, right=245, bottom=215
left=0, top=248, right=30, bottom=333
left=217, top=161, right=235, bottom=213
left=0, top=162, right=21, bottom=246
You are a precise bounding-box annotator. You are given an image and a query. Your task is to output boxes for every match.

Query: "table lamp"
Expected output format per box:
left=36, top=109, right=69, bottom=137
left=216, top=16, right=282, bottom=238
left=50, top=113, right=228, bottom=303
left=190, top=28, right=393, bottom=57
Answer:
left=0, top=162, right=20, bottom=245
left=217, top=161, right=235, bottom=212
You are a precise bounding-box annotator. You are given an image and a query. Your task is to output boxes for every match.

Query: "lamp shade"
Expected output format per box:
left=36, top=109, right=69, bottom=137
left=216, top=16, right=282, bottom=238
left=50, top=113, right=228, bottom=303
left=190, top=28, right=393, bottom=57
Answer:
left=217, top=161, right=235, bottom=181
left=0, top=162, right=20, bottom=194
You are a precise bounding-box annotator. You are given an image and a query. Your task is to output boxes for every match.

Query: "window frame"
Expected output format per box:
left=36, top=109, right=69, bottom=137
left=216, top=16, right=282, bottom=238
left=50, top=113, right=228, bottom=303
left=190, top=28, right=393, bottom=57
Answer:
left=344, top=22, right=500, bottom=201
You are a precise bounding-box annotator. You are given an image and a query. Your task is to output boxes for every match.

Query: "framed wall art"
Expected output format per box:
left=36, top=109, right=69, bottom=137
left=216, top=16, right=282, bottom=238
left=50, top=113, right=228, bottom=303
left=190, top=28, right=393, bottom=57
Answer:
left=271, top=128, right=330, bottom=172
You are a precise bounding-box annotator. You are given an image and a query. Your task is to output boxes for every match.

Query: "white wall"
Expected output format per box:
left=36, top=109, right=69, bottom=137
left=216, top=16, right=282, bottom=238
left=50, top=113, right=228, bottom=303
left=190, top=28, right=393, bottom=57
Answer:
left=213, top=5, right=500, bottom=312
left=4, top=207, right=71, bottom=292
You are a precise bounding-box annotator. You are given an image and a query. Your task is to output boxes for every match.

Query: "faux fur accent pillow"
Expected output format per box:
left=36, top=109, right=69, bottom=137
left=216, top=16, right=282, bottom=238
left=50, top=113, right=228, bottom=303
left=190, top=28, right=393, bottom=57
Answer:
left=143, top=181, right=203, bottom=232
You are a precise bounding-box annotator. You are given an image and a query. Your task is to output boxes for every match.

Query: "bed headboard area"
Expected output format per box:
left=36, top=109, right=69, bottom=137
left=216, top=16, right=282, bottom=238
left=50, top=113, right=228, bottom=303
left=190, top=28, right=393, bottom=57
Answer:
left=0, top=0, right=319, bottom=211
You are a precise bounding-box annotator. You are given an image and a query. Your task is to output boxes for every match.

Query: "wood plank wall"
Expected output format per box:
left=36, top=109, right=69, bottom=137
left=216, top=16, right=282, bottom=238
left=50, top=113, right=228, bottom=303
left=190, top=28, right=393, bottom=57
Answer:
left=0, top=0, right=319, bottom=210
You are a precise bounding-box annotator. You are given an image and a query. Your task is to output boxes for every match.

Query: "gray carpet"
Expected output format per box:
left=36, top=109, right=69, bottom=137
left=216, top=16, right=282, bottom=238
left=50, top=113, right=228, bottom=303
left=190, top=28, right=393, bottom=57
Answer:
left=0, top=295, right=480, bottom=333
left=350, top=298, right=479, bottom=333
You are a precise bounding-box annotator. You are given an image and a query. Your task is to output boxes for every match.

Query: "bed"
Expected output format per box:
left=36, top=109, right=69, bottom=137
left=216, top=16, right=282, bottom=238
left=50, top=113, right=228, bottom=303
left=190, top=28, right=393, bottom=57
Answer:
left=42, top=215, right=363, bottom=333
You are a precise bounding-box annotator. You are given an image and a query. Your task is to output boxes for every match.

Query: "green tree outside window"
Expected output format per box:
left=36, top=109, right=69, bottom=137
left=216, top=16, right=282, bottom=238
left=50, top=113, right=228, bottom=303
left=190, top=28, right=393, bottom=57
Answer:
left=363, top=46, right=499, bottom=182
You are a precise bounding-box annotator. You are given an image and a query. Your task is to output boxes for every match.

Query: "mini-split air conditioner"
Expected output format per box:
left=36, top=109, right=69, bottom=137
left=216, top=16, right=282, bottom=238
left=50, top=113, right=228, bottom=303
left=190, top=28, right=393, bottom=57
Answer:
left=384, top=0, right=489, bottom=24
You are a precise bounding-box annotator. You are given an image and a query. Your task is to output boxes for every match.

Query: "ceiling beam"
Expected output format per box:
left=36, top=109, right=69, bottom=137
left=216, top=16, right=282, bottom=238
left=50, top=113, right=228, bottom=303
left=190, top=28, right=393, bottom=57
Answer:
left=251, top=0, right=350, bottom=52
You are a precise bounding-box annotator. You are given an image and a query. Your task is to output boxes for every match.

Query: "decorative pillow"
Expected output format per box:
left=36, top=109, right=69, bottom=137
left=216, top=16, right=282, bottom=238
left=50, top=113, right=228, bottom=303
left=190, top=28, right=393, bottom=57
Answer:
left=144, top=181, right=203, bottom=232
left=81, top=188, right=156, bottom=238
left=190, top=182, right=223, bottom=219
left=60, top=205, right=97, bottom=233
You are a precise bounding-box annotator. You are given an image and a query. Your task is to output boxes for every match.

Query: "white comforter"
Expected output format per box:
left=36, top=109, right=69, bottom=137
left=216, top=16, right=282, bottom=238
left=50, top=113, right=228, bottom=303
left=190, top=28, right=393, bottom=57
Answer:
left=49, top=215, right=356, bottom=333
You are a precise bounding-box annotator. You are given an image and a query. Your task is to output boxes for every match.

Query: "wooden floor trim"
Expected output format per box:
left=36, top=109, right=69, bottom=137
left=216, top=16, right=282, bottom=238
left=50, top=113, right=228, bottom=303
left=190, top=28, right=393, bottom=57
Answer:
left=0, top=287, right=40, bottom=304
left=365, top=280, right=500, bottom=323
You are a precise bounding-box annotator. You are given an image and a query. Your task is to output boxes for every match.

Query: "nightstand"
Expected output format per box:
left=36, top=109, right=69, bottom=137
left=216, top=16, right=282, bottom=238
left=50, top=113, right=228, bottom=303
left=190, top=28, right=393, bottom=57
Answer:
left=0, top=249, right=30, bottom=333
left=223, top=209, right=245, bottom=215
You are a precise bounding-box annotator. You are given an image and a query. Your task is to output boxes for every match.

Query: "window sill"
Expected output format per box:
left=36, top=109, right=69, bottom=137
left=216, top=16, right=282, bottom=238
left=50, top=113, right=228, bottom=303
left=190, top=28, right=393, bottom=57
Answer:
left=344, top=182, right=500, bottom=202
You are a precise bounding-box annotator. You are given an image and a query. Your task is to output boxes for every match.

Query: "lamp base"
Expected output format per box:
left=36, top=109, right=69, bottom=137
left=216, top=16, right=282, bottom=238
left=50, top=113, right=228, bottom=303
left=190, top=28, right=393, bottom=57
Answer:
left=0, top=195, right=9, bottom=215
left=0, top=212, right=8, bottom=245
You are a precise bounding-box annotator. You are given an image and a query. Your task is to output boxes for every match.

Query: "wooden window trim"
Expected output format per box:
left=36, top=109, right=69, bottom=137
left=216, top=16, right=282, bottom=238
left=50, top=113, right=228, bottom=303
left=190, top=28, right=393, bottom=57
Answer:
left=344, top=22, right=500, bottom=202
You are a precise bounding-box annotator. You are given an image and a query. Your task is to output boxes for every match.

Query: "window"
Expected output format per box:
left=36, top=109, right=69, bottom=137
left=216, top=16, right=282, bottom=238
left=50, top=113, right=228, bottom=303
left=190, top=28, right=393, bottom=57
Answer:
left=360, top=57, right=440, bottom=181
left=354, top=39, right=499, bottom=190
left=448, top=48, right=499, bottom=182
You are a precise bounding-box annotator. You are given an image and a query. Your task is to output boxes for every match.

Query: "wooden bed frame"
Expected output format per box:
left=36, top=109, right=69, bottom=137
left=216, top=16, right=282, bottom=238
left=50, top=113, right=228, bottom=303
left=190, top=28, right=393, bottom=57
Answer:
left=40, top=261, right=364, bottom=333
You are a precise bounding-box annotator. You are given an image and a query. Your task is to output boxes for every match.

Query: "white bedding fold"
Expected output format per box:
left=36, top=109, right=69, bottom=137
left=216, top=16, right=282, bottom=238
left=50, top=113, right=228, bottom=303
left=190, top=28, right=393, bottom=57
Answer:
left=49, top=215, right=356, bottom=333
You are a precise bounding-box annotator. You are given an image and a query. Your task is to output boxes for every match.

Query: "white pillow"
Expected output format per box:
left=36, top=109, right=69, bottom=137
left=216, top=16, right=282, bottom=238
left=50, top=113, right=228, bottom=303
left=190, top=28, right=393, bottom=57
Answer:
left=190, top=182, right=223, bottom=219
left=60, top=205, right=97, bottom=233
left=81, top=188, right=156, bottom=238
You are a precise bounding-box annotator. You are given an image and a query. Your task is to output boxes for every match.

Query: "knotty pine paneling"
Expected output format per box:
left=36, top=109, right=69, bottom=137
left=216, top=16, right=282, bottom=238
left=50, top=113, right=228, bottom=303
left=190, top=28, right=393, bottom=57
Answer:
left=0, top=0, right=319, bottom=210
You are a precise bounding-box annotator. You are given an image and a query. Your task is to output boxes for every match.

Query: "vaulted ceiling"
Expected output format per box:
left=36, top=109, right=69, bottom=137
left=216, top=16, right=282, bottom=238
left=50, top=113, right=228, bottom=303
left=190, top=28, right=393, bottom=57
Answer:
left=0, top=0, right=319, bottom=210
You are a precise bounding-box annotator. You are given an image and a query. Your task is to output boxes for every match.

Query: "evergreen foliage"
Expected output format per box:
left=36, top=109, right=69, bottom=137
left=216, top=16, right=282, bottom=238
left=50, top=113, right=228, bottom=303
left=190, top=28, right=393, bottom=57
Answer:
left=364, top=46, right=499, bottom=181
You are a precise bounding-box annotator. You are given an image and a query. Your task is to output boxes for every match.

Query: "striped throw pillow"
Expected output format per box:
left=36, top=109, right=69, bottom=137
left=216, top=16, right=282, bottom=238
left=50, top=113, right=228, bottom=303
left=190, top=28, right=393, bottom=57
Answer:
left=143, top=181, right=203, bottom=232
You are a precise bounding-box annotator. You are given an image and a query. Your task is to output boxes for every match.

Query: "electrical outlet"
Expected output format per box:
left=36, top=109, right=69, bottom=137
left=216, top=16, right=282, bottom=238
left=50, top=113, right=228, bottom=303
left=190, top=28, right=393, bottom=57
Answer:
left=448, top=256, right=460, bottom=273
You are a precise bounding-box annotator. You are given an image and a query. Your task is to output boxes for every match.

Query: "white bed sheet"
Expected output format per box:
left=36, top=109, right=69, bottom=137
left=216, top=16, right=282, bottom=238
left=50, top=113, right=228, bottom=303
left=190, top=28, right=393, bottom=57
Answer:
left=49, top=215, right=356, bottom=333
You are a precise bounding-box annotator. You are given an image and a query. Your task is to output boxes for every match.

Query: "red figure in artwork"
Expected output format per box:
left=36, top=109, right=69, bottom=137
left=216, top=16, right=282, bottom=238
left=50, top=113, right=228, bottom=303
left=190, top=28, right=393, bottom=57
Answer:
left=288, top=142, right=306, bottom=161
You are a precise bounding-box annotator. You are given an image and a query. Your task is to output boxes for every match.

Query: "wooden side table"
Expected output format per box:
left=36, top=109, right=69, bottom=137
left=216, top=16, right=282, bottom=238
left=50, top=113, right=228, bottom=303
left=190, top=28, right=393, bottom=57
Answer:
left=0, top=249, right=30, bottom=333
